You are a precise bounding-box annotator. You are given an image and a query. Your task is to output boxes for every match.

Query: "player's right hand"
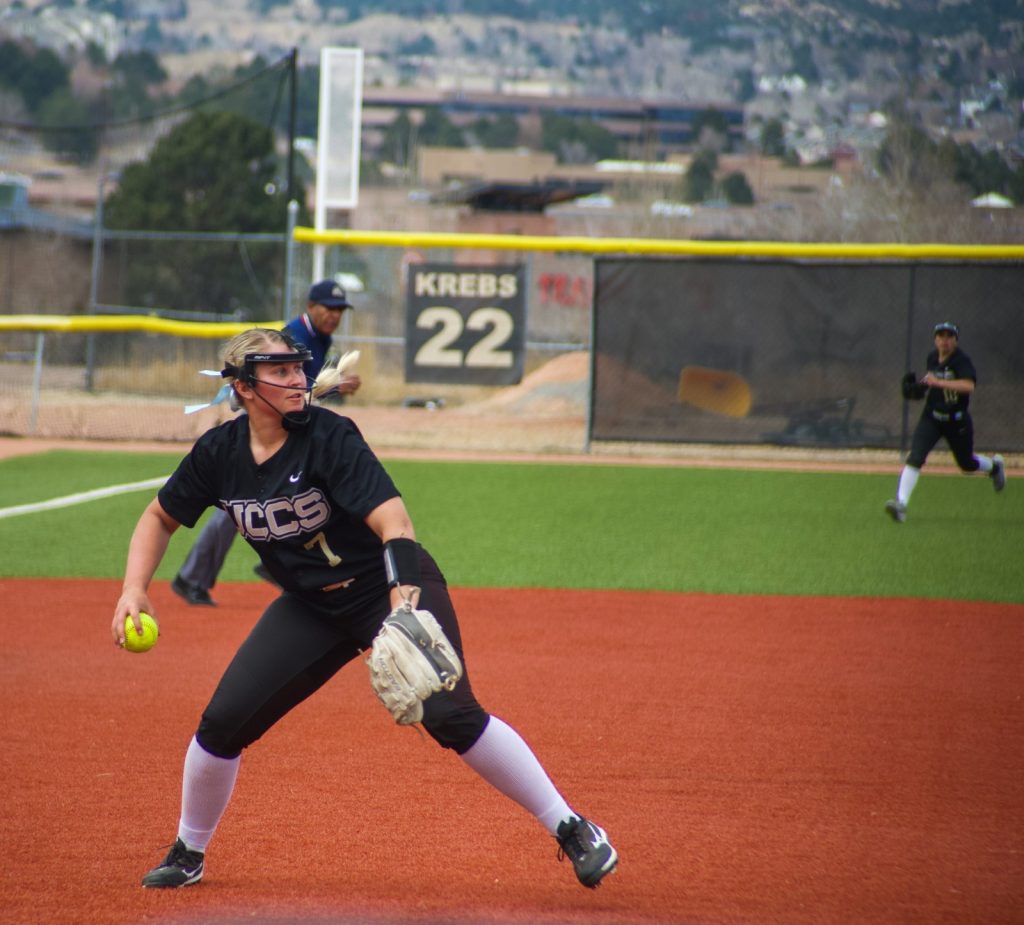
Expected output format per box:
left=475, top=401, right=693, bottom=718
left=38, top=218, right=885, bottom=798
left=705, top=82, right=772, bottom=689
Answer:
left=112, top=589, right=155, bottom=647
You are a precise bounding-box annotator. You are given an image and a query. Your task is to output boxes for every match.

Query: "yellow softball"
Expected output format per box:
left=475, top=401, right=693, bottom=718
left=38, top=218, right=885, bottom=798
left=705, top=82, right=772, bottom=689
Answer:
left=123, top=612, right=159, bottom=653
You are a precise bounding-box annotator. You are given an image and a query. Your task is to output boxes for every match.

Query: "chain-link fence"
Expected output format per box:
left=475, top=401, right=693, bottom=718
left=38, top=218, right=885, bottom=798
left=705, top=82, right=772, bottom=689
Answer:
left=0, top=239, right=595, bottom=450
left=3, top=232, right=1023, bottom=458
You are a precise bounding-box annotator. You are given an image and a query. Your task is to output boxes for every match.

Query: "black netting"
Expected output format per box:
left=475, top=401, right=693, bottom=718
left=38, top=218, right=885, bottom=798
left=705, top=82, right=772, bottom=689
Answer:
left=591, top=258, right=1024, bottom=453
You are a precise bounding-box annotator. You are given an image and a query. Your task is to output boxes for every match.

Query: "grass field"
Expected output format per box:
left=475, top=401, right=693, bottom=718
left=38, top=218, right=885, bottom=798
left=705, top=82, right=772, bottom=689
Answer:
left=0, top=449, right=1019, bottom=602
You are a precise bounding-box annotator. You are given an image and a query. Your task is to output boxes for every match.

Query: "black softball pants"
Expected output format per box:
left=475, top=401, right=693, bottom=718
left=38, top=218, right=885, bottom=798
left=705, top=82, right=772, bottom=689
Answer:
left=195, top=548, right=489, bottom=759
left=907, top=412, right=978, bottom=472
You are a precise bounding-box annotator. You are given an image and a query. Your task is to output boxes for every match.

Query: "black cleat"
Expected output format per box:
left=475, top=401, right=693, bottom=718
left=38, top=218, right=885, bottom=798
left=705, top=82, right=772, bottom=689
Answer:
left=992, top=454, right=1006, bottom=493
left=171, top=574, right=216, bottom=607
left=556, top=816, right=618, bottom=888
left=141, top=838, right=204, bottom=888
left=884, top=499, right=907, bottom=523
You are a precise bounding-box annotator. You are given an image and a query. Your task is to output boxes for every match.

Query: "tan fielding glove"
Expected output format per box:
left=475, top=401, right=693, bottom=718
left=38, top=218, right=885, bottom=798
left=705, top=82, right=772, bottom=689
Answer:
left=366, top=603, right=463, bottom=725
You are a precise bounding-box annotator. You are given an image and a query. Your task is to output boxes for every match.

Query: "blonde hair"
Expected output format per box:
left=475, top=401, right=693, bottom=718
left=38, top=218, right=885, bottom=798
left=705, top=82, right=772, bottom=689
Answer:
left=221, top=328, right=287, bottom=378
left=222, top=327, right=345, bottom=409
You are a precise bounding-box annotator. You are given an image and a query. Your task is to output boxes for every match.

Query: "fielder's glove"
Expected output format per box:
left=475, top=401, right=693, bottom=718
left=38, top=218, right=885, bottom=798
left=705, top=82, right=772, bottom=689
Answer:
left=366, top=602, right=463, bottom=725
left=901, top=371, right=927, bottom=401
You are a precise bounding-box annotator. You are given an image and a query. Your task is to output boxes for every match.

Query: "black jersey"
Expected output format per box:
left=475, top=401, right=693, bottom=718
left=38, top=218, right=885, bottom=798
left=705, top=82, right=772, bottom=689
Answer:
left=924, top=347, right=976, bottom=417
left=159, top=406, right=400, bottom=613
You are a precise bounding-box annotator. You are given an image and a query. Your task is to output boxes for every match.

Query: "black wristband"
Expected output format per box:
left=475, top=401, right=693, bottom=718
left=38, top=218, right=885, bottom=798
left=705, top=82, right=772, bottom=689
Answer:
left=383, top=537, right=421, bottom=589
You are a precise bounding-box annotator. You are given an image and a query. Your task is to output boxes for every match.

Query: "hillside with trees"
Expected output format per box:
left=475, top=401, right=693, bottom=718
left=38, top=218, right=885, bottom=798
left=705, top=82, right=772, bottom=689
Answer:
left=2, top=0, right=1024, bottom=230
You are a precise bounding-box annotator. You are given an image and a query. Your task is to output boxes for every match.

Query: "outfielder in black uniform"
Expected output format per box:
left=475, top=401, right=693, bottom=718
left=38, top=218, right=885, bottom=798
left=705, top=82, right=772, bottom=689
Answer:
left=112, top=328, right=617, bottom=891
left=885, top=321, right=1005, bottom=523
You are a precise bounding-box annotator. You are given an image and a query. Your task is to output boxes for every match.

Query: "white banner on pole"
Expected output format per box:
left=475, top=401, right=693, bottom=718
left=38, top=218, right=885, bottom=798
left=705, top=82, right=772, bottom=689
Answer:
left=314, top=47, right=363, bottom=279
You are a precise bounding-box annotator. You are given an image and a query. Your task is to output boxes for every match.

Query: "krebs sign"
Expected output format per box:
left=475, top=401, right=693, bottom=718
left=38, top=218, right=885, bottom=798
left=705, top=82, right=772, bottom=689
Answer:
left=405, top=264, right=526, bottom=385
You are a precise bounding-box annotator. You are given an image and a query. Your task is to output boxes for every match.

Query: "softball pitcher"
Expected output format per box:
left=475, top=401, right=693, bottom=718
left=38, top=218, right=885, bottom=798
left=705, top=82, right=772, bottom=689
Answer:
left=111, top=327, right=617, bottom=890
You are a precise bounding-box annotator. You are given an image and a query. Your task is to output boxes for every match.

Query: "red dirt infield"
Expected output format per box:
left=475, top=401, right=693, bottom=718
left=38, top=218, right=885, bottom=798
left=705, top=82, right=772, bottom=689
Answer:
left=1, top=580, right=1021, bottom=925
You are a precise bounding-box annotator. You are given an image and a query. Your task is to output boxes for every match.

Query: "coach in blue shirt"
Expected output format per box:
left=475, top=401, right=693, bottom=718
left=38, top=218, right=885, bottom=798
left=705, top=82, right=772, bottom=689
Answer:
left=284, top=278, right=354, bottom=379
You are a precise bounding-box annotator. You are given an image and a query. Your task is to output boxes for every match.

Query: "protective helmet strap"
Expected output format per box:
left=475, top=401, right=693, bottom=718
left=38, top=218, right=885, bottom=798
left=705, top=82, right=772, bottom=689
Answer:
left=222, top=341, right=315, bottom=431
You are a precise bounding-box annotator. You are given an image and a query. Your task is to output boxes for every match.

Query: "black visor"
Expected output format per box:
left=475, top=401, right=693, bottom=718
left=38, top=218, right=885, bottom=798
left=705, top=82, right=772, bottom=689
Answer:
left=244, top=349, right=312, bottom=365
left=222, top=348, right=313, bottom=383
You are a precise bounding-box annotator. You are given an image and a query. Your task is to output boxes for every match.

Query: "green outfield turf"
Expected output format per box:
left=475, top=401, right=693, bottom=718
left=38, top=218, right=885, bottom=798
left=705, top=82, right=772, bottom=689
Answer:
left=0, top=449, right=1018, bottom=602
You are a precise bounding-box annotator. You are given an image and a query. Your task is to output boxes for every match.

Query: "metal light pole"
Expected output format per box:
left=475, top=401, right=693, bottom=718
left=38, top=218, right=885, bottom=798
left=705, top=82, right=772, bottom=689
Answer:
left=287, top=47, right=297, bottom=203
left=282, top=48, right=298, bottom=323
left=283, top=199, right=298, bottom=322
left=84, top=173, right=108, bottom=392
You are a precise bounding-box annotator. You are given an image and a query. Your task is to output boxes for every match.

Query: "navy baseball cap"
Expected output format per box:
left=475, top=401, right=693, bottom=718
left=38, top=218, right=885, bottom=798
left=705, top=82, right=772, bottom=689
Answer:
left=933, top=322, right=960, bottom=337
left=308, top=279, right=352, bottom=309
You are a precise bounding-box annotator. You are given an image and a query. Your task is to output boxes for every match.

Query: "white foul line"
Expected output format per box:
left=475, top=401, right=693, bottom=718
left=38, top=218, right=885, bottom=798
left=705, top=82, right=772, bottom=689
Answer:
left=0, top=476, right=168, bottom=520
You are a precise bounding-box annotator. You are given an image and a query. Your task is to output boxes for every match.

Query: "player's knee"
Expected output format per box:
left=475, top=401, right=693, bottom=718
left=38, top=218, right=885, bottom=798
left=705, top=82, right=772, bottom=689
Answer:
left=195, top=716, right=246, bottom=760
left=421, top=695, right=489, bottom=754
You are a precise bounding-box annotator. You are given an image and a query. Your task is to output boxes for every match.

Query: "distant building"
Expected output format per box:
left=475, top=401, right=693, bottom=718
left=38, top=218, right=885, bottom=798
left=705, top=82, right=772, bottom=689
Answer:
left=0, top=175, right=29, bottom=208
left=362, top=87, right=744, bottom=158
left=125, top=0, right=187, bottom=18
left=0, top=173, right=93, bottom=237
left=0, top=5, right=124, bottom=58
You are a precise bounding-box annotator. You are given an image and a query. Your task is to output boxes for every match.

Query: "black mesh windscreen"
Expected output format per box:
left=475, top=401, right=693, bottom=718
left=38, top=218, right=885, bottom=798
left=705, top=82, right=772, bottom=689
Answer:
left=591, top=258, right=1024, bottom=453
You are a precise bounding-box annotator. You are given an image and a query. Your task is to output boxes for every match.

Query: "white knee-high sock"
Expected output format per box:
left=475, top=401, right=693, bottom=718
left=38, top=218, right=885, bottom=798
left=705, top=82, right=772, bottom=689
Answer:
left=177, top=736, right=241, bottom=852
left=460, top=715, right=575, bottom=836
left=974, top=454, right=993, bottom=474
left=897, top=465, right=920, bottom=506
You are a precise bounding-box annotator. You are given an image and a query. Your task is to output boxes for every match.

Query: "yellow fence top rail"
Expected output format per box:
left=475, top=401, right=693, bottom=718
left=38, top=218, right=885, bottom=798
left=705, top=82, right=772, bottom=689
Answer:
left=294, top=226, right=1024, bottom=261
left=0, top=316, right=283, bottom=337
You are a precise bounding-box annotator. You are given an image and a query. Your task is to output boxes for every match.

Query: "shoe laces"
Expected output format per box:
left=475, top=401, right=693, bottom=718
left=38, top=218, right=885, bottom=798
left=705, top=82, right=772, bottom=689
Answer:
left=557, top=820, right=590, bottom=863
left=163, top=840, right=202, bottom=867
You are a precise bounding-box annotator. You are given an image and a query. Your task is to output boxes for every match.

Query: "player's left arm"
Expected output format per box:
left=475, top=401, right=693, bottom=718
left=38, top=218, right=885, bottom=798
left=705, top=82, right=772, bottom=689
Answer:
left=111, top=498, right=182, bottom=646
left=362, top=496, right=463, bottom=725
left=365, top=496, right=419, bottom=610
